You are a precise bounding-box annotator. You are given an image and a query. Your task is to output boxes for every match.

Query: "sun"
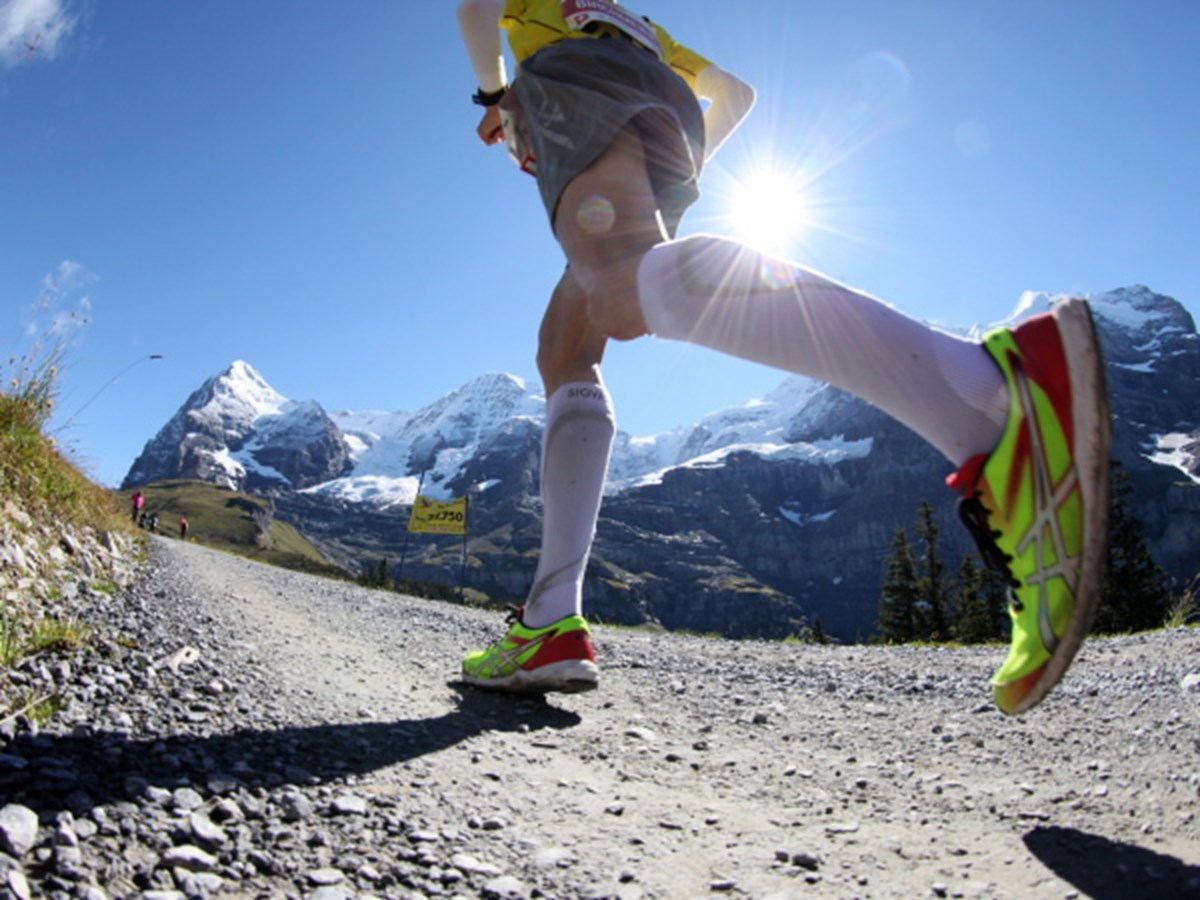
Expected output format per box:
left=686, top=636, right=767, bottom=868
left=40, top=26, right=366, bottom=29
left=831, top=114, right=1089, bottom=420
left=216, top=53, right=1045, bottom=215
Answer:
left=725, top=166, right=813, bottom=255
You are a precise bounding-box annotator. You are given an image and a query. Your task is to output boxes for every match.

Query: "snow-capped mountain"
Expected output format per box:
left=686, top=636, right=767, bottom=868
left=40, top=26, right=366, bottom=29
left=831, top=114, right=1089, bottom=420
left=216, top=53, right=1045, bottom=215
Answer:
left=123, top=360, right=351, bottom=491
left=319, top=373, right=546, bottom=508
left=125, top=362, right=860, bottom=505
left=124, top=286, right=1199, bottom=640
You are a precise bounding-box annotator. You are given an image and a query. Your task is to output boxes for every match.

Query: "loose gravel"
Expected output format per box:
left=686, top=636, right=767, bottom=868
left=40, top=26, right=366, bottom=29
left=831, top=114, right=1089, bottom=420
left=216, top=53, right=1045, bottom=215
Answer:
left=1, top=536, right=1198, bottom=898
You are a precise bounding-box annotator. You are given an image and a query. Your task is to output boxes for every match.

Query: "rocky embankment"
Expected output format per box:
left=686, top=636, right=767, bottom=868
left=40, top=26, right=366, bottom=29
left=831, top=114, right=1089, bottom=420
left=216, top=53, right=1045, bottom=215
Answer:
left=0, top=499, right=141, bottom=618
left=0, top=524, right=1198, bottom=898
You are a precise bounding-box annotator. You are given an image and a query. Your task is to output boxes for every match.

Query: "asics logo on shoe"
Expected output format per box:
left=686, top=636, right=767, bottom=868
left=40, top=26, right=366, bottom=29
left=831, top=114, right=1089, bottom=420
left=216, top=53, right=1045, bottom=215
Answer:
left=474, top=628, right=560, bottom=677
left=1011, top=361, right=1081, bottom=653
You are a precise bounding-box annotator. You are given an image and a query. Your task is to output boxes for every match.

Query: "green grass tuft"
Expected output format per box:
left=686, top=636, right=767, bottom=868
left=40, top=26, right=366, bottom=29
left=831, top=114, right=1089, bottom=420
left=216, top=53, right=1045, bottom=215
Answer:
left=29, top=616, right=91, bottom=654
left=1164, top=576, right=1200, bottom=629
left=2, top=344, right=133, bottom=535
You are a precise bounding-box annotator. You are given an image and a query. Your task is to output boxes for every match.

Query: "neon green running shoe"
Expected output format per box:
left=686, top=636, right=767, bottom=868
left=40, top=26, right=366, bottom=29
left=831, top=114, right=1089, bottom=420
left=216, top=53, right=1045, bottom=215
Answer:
left=948, top=297, right=1110, bottom=715
left=462, top=607, right=599, bottom=694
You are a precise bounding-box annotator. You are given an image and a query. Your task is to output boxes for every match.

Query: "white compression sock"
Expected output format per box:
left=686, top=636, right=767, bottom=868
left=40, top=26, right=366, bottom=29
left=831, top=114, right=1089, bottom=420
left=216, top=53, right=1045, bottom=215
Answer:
left=636, top=234, right=1008, bottom=466
left=523, top=382, right=616, bottom=629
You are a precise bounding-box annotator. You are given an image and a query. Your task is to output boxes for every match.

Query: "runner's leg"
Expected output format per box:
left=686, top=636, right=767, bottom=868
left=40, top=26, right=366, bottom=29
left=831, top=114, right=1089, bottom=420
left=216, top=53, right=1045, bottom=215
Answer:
left=636, top=236, right=1008, bottom=465
left=523, top=271, right=615, bottom=629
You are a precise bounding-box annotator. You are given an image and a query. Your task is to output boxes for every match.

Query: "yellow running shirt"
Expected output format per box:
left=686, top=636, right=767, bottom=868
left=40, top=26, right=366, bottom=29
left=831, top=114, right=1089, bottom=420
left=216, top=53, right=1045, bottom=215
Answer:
left=501, top=0, right=713, bottom=91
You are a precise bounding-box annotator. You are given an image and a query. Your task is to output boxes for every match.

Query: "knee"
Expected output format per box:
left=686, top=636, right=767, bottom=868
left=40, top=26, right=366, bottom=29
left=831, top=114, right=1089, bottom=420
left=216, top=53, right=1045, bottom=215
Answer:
left=581, top=260, right=649, bottom=342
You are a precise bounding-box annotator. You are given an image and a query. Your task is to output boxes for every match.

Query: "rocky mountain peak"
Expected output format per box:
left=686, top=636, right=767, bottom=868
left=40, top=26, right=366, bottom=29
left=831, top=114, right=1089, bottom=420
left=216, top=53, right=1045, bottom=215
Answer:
left=123, top=360, right=349, bottom=492
left=183, top=360, right=287, bottom=440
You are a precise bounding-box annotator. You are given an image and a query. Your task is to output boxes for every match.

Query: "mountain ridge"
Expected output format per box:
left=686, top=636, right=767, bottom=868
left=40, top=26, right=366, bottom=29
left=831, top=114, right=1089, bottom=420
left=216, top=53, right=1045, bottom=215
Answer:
left=123, top=286, right=1200, bottom=640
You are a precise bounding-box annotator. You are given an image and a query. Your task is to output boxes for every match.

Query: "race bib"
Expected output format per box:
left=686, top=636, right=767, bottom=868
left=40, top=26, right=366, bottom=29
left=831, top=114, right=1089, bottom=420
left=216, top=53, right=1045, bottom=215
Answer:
left=560, top=0, right=662, bottom=60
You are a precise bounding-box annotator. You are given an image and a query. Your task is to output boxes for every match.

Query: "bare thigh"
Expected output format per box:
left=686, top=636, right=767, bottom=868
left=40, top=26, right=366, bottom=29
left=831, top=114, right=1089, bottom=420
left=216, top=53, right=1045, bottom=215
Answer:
left=553, top=125, right=668, bottom=341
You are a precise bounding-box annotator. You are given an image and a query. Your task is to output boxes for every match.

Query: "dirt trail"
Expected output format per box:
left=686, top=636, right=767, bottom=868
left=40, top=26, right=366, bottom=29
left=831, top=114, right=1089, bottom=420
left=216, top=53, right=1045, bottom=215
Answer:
left=147, top=539, right=1200, bottom=897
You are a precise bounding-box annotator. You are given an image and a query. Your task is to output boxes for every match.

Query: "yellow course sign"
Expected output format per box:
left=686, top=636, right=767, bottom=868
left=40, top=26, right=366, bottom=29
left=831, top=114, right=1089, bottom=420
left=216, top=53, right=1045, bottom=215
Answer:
left=408, top=494, right=468, bottom=535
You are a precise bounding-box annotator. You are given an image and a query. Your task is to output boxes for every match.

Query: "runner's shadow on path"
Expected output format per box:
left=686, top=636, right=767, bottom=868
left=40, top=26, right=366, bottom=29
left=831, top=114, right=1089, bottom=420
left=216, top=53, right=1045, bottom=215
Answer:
left=240, top=683, right=584, bottom=777
left=2, top=684, right=581, bottom=818
left=1024, top=825, right=1200, bottom=900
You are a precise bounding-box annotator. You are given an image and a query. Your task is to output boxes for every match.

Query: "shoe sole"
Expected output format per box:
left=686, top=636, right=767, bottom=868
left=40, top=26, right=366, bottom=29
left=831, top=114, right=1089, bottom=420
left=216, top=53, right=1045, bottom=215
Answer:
left=1003, top=298, right=1111, bottom=715
left=463, top=659, right=600, bottom=695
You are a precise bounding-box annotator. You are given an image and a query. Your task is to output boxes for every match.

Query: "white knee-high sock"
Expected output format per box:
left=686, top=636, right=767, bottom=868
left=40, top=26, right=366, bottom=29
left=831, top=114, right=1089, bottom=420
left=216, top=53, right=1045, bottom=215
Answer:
left=523, top=382, right=616, bottom=629
left=636, top=234, right=1007, bottom=466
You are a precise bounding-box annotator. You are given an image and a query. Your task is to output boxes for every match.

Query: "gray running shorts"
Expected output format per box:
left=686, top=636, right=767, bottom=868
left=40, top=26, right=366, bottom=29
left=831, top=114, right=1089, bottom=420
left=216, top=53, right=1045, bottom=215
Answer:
left=503, top=37, right=706, bottom=237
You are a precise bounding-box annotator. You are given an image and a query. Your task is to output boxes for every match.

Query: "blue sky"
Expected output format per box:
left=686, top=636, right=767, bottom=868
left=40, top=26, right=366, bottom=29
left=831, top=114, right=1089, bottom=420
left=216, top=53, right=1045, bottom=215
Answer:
left=4, top=0, right=1198, bottom=488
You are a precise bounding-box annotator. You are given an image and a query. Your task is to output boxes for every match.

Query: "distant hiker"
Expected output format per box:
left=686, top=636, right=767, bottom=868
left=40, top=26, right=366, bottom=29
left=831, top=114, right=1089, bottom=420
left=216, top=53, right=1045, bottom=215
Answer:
left=455, top=0, right=1110, bottom=716
left=179, top=515, right=189, bottom=539
left=131, top=490, right=145, bottom=523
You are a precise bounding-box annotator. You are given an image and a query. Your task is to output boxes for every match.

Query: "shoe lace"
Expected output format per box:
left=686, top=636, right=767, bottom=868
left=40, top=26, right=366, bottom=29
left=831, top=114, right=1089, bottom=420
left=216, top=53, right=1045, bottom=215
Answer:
left=957, top=496, right=1023, bottom=610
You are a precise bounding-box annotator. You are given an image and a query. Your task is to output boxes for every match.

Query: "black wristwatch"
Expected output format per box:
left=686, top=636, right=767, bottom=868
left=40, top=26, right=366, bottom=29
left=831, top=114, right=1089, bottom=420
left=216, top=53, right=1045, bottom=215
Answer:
left=472, top=86, right=507, bottom=107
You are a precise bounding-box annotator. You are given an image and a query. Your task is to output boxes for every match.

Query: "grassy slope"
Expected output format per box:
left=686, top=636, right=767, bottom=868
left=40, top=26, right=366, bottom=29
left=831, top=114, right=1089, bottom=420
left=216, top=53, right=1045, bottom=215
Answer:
left=2, top=385, right=141, bottom=686
left=1, top=395, right=131, bottom=537
left=116, top=480, right=349, bottom=578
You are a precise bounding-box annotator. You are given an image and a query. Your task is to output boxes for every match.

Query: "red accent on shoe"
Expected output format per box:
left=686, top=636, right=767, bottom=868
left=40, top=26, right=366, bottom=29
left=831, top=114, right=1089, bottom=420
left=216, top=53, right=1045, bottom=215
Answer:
left=947, top=453, right=986, bottom=494
left=526, top=630, right=597, bottom=670
left=1009, top=313, right=1075, bottom=447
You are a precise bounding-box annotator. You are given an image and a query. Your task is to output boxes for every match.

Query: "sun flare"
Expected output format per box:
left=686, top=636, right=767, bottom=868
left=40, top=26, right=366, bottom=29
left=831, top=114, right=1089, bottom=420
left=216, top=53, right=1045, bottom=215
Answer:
left=725, top=167, right=813, bottom=255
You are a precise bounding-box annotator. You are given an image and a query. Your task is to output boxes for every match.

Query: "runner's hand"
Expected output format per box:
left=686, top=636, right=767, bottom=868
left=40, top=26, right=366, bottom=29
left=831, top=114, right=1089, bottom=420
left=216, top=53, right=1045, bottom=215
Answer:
left=477, top=107, right=504, bottom=145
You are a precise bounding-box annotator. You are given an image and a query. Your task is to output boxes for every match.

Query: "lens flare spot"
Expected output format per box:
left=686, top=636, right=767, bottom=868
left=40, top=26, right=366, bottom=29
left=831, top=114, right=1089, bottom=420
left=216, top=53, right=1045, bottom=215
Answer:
left=853, top=51, right=912, bottom=118
left=576, top=195, right=616, bottom=234
left=759, top=256, right=799, bottom=290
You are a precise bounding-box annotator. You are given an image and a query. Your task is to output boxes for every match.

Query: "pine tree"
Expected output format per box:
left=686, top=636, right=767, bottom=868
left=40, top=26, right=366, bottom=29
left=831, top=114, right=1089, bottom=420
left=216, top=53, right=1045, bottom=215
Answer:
left=912, top=500, right=949, bottom=640
left=878, top=525, right=921, bottom=643
left=952, top=553, right=1008, bottom=643
left=357, top=557, right=392, bottom=589
left=952, top=553, right=986, bottom=643
left=1094, top=463, right=1171, bottom=634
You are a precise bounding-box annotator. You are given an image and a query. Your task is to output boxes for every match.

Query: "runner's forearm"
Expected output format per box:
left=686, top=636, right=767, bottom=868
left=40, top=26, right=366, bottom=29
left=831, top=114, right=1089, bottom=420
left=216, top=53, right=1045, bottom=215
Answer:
left=457, top=0, right=507, bottom=92
left=697, top=64, right=755, bottom=160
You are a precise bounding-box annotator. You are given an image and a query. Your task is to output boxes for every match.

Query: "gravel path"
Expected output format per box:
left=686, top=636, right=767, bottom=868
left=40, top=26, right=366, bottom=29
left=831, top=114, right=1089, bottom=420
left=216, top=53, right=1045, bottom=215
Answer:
left=2, top=536, right=1198, bottom=899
